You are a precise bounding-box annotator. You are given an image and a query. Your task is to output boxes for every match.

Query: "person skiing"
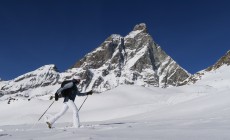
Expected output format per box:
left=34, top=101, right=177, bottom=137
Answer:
left=46, top=76, right=93, bottom=128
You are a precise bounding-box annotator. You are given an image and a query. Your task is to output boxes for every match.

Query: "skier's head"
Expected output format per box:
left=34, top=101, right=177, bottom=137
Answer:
left=73, top=75, right=81, bottom=84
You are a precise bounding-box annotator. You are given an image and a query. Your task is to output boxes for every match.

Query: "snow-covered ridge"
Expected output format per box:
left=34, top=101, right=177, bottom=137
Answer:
left=185, top=50, right=230, bottom=85
left=0, top=65, right=60, bottom=99
left=125, top=30, right=143, bottom=38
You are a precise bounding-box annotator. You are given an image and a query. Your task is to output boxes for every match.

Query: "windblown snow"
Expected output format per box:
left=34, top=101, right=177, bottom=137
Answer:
left=0, top=64, right=230, bottom=140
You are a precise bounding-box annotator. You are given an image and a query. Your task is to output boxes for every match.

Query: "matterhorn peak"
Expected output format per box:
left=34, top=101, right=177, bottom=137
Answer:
left=125, top=23, right=149, bottom=39
left=72, top=23, right=190, bottom=91
left=133, top=23, right=147, bottom=32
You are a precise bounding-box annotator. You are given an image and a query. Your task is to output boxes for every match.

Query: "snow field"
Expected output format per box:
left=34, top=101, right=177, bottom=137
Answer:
left=0, top=65, right=230, bottom=140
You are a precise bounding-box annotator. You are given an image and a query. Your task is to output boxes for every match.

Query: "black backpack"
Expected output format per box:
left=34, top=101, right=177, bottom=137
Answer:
left=60, top=80, right=73, bottom=97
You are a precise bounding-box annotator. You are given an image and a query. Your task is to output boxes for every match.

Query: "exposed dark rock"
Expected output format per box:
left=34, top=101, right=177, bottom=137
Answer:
left=71, top=23, right=190, bottom=90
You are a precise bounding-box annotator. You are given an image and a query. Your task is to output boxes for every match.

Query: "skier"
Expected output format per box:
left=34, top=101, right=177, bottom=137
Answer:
left=46, top=76, right=93, bottom=128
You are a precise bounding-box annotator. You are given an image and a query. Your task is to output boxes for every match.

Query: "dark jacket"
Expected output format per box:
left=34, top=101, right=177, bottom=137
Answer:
left=55, top=79, right=87, bottom=102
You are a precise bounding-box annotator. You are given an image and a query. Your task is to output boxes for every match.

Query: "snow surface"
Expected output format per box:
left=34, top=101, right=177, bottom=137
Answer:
left=125, top=30, right=143, bottom=38
left=0, top=65, right=230, bottom=140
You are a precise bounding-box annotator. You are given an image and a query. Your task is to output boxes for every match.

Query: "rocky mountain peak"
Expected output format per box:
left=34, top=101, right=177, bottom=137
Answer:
left=72, top=23, right=190, bottom=91
left=133, top=23, right=147, bottom=33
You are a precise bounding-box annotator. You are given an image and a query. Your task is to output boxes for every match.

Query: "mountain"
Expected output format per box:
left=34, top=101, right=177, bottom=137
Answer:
left=72, top=23, right=190, bottom=91
left=185, top=50, right=230, bottom=84
left=0, top=23, right=191, bottom=99
left=0, top=65, right=60, bottom=100
left=206, top=50, right=230, bottom=71
left=0, top=64, right=87, bottom=100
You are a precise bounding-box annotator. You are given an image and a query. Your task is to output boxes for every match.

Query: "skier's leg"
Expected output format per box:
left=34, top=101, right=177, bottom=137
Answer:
left=48, top=102, right=69, bottom=125
left=67, top=100, right=80, bottom=128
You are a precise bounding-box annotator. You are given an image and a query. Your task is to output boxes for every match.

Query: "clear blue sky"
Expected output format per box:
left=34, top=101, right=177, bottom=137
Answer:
left=0, top=0, right=229, bottom=80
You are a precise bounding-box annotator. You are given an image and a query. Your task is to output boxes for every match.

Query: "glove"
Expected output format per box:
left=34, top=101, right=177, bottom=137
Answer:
left=55, top=93, right=59, bottom=101
left=86, top=90, right=93, bottom=95
left=49, top=96, right=54, bottom=100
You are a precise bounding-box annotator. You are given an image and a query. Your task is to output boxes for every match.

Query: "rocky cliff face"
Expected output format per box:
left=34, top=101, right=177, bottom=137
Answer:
left=72, top=23, right=190, bottom=91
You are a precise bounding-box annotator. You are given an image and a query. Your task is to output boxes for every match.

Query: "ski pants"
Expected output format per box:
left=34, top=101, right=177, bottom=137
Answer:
left=49, top=100, right=80, bottom=128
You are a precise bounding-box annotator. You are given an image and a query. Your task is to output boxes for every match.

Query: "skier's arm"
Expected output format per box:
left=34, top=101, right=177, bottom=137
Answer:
left=77, top=90, right=93, bottom=96
left=54, top=87, right=62, bottom=100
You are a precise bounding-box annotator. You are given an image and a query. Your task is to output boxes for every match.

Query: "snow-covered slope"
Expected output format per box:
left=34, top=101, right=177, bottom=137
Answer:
left=0, top=65, right=230, bottom=139
left=0, top=49, right=230, bottom=139
left=185, top=50, right=230, bottom=85
left=193, top=65, right=230, bottom=89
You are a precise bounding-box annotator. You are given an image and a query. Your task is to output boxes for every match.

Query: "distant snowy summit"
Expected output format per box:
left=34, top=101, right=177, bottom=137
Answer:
left=0, top=65, right=60, bottom=98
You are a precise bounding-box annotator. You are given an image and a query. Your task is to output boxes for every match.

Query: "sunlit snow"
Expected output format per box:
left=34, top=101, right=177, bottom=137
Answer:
left=0, top=65, right=230, bottom=140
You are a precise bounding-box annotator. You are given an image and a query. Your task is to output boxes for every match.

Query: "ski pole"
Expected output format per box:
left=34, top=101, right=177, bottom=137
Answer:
left=78, top=95, right=88, bottom=112
left=38, top=100, right=55, bottom=121
left=29, top=100, right=55, bottom=130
